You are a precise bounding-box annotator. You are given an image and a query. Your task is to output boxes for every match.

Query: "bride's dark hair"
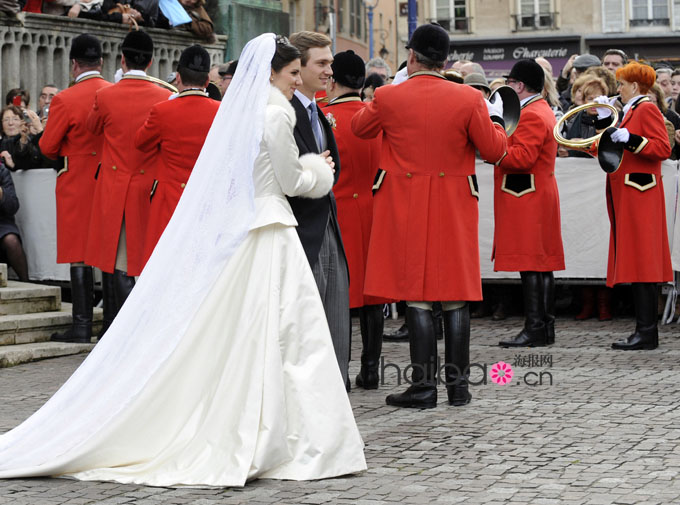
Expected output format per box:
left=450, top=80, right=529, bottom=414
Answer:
left=271, top=35, right=301, bottom=72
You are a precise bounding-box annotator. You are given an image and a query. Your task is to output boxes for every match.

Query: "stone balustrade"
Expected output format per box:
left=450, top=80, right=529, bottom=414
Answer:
left=0, top=14, right=227, bottom=104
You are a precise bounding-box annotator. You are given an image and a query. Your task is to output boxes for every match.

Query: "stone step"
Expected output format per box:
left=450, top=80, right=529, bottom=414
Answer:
left=0, top=263, right=7, bottom=287
left=0, top=341, right=94, bottom=368
left=0, top=303, right=103, bottom=346
left=0, top=281, right=62, bottom=315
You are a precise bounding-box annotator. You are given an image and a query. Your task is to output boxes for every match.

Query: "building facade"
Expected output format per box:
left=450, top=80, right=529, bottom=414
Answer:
left=282, top=0, right=417, bottom=77
left=428, top=0, right=680, bottom=77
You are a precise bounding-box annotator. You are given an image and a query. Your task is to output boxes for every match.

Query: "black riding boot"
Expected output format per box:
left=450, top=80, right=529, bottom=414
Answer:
left=612, top=283, right=658, bottom=350
left=443, top=304, right=472, bottom=406
left=543, top=272, right=556, bottom=345
left=51, top=266, right=93, bottom=343
left=97, top=272, right=116, bottom=340
left=385, top=306, right=437, bottom=408
left=356, top=304, right=384, bottom=389
left=113, top=269, right=136, bottom=313
left=433, top=302, right=444, bottom=340
left=499, top=271, right=547, bottom=347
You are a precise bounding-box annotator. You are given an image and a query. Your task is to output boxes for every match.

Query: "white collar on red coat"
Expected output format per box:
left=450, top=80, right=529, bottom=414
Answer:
left=75, top=70, right=101, bottom=82
left=622, top=95, right=646, bottom=118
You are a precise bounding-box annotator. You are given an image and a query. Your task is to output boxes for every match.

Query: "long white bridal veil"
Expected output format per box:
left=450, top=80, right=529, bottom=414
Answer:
left=0, top=34, right=276, bottom=475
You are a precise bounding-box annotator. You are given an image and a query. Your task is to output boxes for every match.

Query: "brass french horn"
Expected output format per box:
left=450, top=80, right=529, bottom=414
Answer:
left=553, top=103, right=622, bottom=173
left=488, top=85, right=521, bottom=136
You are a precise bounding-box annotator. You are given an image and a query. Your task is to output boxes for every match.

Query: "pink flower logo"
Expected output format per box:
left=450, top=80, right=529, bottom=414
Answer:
left=490, top=361, right=513, bottom=385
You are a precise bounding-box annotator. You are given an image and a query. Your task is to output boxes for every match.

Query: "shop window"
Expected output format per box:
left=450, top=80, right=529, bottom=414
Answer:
left=514, top=0, right=556, bottom=30
left=432, top=0, right=470, bottom=33
left=630, top=0, right=670, bottom=26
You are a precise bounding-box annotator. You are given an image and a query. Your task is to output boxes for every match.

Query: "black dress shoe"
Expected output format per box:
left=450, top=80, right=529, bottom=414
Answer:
left=383, top=323, right=408, bottom=341
left=356, top=370, right=379, bottom=389
left=611, top=332, right=657, bottom=350
left=499, top=329, right=547, bottom=348
left=386, top=384, right=437, bottom=409
left=447, top=385, right=472, bottom=406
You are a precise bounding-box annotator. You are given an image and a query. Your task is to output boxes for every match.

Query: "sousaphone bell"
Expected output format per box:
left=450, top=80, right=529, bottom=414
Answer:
left=553, top=103, right=622, bottom=173
left=488, top=85, right=521, bottom=136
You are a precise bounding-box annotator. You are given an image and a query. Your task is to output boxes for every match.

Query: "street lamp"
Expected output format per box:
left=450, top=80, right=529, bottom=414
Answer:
left=363, top=0, right=379, bottom=59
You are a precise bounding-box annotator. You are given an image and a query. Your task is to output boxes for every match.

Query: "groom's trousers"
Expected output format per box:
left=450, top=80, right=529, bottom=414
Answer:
left=311, top=213, right=351, bottom=386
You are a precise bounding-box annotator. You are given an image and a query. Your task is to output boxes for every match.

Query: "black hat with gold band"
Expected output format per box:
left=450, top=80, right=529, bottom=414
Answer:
left=178, top=44, right=211, bottom=73
left=70, top=33, right=102, bottom=60
left=121, top=30, right=154, bottom=66
left=331, top=50, right=365, bottom=89
left=406, top=23, right=450, bottom=64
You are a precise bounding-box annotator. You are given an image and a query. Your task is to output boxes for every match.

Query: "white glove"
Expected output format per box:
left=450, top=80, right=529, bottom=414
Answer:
left=114, top=68, right=124, bottom=83
left=610, top=127, right=630, bottom=143
left=485, top=93, right=503, bottom=118
left=593, top=95, right=617, bottom=119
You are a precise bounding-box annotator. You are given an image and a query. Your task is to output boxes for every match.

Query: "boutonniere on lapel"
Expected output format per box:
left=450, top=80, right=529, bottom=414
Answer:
left=325, top=112, right=337, bottom=130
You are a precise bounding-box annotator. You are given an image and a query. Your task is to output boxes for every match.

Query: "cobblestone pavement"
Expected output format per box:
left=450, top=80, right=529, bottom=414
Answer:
left=1, top=315, right=680, bottom=504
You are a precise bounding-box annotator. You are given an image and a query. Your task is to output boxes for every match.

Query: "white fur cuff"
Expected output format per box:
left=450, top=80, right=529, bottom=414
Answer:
left=298, top=153, right=334, bottom=198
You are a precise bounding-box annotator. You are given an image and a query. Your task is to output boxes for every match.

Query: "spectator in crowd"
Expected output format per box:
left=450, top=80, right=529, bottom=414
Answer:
left=559, top=77, right=609, bottom=158
left=602, top=48, right=628, bottom=73
left=37, top=84, right=58, bottom=121
left=670, top=69, right=680, bottom=109
left=647, top=82, right=680, bottom=158
left=0, top=161, right=28, bottom=281
left=557, top=54, right=601, bottom=109
left=365, top=57, right=390, bottom=80
left=541, top=66, right=563, bottom=119
left=218, top=59, right=237, bottom=95
left=1, top=0, right=23, bottom=21
left=361, top=73, right=384, bottom=102
left=489, top=77, right=505, bottom=91
left=174, top=0, right=215, bottom=43
left=5, top=88, right=29, bottom=108
left=74, top=0, right=153, bottom=28
left=656, top=67, right=673, bottom=107
left=584, top=66, right=618, bottom=96
left=463, top=72, right=490, bottom=98
left=459, top=61, right=485, bottom=77
left=0, top=105, right=43, bottom=171
left=535, top=57, right=553, bottom=76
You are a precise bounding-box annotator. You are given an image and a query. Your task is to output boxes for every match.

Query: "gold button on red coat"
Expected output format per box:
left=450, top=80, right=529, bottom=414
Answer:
left=439, top=172, right=445, bottom=177
left=91, top=151, right=96, bottom=156
left=112, top=165, right=117, bottom=170
left=406, top=173, right=412, bottom=178
left=140, top=169, right=145, bottom=174
left=353, top=193, right=358, bottom=199
left=181, top=183, right=186, bottom=188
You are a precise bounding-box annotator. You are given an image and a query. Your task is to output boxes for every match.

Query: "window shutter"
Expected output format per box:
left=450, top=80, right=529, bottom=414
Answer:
left=673, top=0, right=680, bottom=29
left=602, top=0, right=625, bottom=32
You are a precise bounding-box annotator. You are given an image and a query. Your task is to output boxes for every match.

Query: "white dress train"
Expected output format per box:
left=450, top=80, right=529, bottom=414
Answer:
left=0, top=84, right=366, bottom=487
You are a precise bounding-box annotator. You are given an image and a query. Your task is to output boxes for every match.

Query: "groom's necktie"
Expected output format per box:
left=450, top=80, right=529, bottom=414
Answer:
left=308, top=101, right=323, bottom=152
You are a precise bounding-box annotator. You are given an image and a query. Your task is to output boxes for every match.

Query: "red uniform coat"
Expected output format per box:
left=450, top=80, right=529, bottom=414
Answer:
left=603, top=97, right=672, bottom=286
left=39, top=74, right=111, bottom=264
left=351, top=72, right=507, bottom=301
left=494, top=96, right=565, bottom=272
left=324, top=95, right=387, bottom=308
left=85, top=77, right=172, bottom=275
left=135, top=92, right=220, bottom=266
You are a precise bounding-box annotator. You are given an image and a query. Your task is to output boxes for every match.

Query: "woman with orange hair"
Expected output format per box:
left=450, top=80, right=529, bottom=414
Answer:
left=593, top=61, right=672, bottom=350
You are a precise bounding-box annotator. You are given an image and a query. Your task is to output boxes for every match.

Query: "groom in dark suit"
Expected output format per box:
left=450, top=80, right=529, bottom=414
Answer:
left=289, top=31, right=351, bottom=388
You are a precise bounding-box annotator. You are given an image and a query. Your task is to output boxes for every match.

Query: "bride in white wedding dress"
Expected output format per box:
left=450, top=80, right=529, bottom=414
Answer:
left=0, top=34, right=366, bottom=487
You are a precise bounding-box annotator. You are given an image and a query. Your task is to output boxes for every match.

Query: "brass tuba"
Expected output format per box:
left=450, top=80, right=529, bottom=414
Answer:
left=488, top=85, right=521, bottom=136
left=553, top=102, right=622, bottom=173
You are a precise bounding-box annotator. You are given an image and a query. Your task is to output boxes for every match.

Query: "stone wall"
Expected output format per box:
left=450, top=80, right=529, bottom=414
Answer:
left=0, top=14, right=227, bottom=105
